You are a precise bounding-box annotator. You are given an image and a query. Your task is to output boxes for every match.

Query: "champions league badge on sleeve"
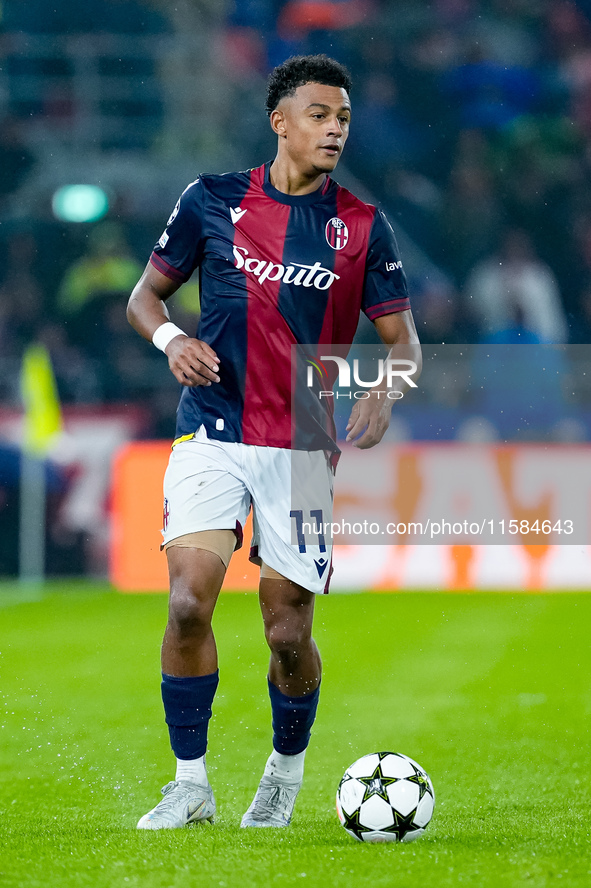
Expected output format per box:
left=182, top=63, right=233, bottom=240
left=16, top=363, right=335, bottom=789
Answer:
left=167, top=198, right=181, bottom=227
left=325, top=217, right=349, bottom=250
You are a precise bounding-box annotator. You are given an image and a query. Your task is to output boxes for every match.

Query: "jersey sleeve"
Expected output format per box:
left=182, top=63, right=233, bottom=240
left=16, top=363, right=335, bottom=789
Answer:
left=362, top=208, right=410, bottom=321
left=150, top=178, right=205, bottom=283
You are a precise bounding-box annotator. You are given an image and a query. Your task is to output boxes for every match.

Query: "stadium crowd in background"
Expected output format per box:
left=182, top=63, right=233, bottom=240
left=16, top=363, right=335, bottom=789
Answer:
left=1, top=0, right=591, bottom=417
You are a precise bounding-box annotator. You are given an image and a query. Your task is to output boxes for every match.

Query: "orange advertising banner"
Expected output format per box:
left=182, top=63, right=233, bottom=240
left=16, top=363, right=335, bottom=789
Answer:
left=110, top=441, right=258, bottom=591
left=110, top=441, right=591, bottom=592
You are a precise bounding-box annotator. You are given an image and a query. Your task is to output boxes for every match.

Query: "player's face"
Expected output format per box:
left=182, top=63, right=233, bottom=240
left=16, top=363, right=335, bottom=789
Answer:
left=273, top=82, right=351, bottom=175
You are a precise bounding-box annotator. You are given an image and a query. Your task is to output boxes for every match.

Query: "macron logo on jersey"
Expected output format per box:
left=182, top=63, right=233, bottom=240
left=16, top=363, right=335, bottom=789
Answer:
left=230, top=207, right=247, bottom=225
left=233, top=246, right=340, bottom=291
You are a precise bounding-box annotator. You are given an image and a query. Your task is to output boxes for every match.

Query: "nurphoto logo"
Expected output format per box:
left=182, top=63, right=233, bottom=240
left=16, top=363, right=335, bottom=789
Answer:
left=306, top=355, right=418, bottom=400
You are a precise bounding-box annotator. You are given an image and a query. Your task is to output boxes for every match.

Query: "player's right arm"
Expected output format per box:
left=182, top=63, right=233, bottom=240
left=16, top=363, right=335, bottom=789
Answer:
left=127, top=263, right=220, bottom=387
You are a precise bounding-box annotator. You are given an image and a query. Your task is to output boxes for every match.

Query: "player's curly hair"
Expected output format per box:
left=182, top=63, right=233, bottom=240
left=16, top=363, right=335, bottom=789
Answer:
left=265, top=55, right=352, bottom=116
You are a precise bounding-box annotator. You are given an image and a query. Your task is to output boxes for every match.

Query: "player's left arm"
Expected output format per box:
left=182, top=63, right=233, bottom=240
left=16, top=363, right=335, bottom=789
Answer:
left=345, top=309, right=422, bottom=449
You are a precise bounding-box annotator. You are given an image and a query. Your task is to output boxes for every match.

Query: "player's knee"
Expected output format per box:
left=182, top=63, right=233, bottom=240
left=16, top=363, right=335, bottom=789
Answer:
left=265, top=619, right=310, bottom=660
left=168, top=586, right=212, bottom=638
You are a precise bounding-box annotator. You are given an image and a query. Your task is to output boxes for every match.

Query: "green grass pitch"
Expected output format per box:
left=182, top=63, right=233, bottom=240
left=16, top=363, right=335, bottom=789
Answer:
left=1, top=582, right=590, bottom=888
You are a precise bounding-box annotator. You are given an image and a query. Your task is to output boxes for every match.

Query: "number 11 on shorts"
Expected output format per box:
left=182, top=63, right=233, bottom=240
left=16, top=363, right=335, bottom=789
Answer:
left=290, top=509, right=327, bottom=553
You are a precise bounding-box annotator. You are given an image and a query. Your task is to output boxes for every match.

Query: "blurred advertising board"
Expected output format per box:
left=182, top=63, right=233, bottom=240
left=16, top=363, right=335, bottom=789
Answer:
left=110, top=441, right=591, bottom=592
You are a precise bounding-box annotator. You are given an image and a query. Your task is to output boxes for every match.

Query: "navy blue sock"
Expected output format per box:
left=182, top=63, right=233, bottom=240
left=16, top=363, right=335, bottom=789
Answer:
left=161, top=671, right=219, bottom=760
left=268, top=678, right=320, bottom=755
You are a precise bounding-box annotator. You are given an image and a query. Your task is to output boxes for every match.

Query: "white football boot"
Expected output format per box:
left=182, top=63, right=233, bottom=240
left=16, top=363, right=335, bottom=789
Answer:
left=137, top=780, right=216, bottom=829
left=240, top=775, right=302, bottom=827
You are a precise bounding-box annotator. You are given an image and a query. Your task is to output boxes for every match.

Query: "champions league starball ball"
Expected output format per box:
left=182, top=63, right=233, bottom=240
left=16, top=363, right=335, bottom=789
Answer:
left=336, top=752, right=435, bottom=843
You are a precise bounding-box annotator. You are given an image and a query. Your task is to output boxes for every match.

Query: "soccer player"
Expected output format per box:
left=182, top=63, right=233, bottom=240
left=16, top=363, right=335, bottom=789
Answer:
left=127, top=54, right=420, bottom=830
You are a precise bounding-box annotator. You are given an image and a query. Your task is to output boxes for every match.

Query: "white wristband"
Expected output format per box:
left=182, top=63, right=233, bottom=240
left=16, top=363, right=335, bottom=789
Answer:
left=152, top=322, right=187, bottom=353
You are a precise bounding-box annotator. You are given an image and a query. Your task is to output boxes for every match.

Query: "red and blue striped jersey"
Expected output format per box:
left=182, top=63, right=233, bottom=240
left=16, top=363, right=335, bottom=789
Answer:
left=151, top=161, right=410, bottom=449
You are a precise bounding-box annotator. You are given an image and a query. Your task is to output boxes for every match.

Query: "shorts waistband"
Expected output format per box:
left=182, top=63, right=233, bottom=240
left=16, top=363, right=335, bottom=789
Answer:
left=171, top=432, right=196, bottom=449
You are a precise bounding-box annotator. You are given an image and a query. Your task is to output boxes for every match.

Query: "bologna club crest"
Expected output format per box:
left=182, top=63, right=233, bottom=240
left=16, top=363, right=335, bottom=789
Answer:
left=325, top=217, right=349, bottom=250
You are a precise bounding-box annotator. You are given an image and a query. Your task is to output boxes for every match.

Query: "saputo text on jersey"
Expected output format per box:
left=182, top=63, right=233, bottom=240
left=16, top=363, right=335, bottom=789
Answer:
left=233, top=245, right=340, bottom=290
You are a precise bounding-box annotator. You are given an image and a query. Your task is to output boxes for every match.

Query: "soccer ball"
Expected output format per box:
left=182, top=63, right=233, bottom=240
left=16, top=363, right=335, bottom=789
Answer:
left=336, top=751, right=435, bottom=843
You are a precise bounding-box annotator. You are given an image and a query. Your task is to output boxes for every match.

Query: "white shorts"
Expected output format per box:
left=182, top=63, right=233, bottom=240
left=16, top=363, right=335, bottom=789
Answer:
left=162, top=426, right=334, bottom=594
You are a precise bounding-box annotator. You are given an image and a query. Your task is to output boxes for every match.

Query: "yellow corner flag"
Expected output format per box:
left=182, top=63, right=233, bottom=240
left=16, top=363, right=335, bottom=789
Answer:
left=20, top=343, right=63, bottom=456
